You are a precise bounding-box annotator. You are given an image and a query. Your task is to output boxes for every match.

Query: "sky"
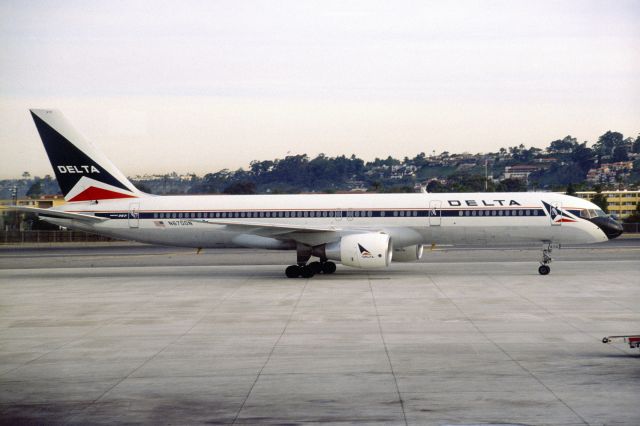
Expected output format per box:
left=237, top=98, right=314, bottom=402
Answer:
left=0, top=0, right=639, bottom=179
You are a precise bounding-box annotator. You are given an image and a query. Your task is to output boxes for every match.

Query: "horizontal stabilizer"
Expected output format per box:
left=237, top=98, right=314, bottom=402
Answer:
left=6, top=206, right=108, bottom=223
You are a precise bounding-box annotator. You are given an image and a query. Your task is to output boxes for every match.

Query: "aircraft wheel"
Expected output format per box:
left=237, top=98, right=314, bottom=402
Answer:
left=285, top=265, right=301, bottom=278
left=300, top=265, right=315, bottom=278
left=308, top=261, right=322, bottom=274
left=538, top=265, right=550, bottom=275
left=322, top=261, right=337, bottom=274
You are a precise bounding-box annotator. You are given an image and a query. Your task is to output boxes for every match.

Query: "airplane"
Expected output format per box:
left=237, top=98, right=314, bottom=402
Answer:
left=12, top=109, right=623, bottom=277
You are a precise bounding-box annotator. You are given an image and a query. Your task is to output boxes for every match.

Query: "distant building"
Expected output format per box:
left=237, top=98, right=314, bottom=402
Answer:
left=502, top=165, right=543, bottom=183
left=575, top=190, right=639, bottom=219
left=586, top=162, right=633, bottom=184
left=0, top=194, right=66, bottom=209
left=0, top=195, right=66, bottom=231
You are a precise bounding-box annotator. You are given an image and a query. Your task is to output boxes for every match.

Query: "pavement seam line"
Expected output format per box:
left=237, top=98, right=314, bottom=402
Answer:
left=496, top=277, right=632, bottom=357
left=73, top=274, right=253, bottom=418
left=367, top=273, right=409, bottom=426
left=231, top=278, right=310, bottom=425
left=0, top=276, right=170, bottom=380
left=426, top=274, right=590, bottom=426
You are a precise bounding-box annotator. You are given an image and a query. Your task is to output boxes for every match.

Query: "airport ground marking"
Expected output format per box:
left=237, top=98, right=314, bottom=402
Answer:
left=367, top=273, right=409, bottom=426
left=424, top=273, right=590, bottom=426
left=231, top=277, right=310, bottom=425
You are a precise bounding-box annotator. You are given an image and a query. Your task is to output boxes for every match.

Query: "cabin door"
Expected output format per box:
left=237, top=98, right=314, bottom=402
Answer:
left=428, top=200, right=442, bottom=226
left=128, top=202, right=140, bottom=228
left=550, top=202, right=562, bottom=226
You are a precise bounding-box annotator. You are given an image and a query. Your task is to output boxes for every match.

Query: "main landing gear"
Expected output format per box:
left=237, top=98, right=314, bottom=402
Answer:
left=538, top=242, right=554, bottom=275
left=285, top=261, right=337, bottom=278
left=285, top=243, right=337, bottom=278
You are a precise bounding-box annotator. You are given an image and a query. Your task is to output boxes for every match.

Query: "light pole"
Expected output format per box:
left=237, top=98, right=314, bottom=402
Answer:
left=10, top=185, right=18, bottom=230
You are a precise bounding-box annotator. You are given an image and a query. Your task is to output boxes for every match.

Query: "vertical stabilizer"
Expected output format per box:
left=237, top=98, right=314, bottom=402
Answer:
left=30, top=109, right=143, bottom=202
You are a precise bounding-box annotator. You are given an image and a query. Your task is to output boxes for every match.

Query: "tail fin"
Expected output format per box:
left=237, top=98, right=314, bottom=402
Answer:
left=30, top=109, right=143, bottom=202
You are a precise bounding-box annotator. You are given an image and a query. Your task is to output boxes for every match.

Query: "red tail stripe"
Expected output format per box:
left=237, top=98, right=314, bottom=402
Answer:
left=69, top=186, right=137, bottom=202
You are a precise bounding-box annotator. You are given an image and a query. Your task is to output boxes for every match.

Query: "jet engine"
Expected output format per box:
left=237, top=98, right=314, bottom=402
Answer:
left=392, top=244, right=424, bottom=262
left=314, top=233, right=392, bottom=269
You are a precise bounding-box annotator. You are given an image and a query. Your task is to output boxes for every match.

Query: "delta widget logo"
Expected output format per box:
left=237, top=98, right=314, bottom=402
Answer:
left=358, top=244, right=374, bottom=258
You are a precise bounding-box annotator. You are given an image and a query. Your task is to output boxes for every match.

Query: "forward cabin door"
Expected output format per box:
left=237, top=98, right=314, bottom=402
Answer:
left=550, top=201, right=562, bottom=241
left=550, top=202, right=562, bottom=226
left=128, top=202, right=140, bottom=228
left=428, top=200, right=442, bottom=226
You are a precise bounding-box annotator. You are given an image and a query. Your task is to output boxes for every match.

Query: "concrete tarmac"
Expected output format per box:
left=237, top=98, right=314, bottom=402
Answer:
left=1, top=241, right=639, bottom=425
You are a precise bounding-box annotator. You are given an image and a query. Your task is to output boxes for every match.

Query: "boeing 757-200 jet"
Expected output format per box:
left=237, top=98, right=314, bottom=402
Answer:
left=12, top=109, right=623, bottom=277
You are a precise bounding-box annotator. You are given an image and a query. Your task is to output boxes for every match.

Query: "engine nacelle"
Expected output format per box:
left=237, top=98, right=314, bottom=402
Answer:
left=322, top=233, right=392, bottom=269
left=392, top=244, right=424, bottom=262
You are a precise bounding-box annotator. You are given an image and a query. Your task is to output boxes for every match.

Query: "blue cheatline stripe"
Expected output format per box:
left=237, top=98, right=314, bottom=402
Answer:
left=95, top=208, right=548, bottom=220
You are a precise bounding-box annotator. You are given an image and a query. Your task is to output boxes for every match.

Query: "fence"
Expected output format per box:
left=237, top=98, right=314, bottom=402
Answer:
left=623, top=223, right=640, bottom=234
left=1, top=230, right=120, bottom=244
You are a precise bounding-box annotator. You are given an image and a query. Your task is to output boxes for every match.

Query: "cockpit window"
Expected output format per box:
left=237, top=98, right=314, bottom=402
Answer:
left=582, top=208, right=607, bottom=218
left=581, top=208, right=607, bottom=219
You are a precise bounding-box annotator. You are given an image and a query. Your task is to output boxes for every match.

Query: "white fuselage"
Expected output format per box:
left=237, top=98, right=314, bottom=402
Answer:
left=44, top=192, right=608, bottom=249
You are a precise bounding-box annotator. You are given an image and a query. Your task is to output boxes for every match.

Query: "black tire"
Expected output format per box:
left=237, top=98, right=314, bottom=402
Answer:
left=308, top=261, right=322, bottom=274
left=538, top=265, right=550, bottom=275
left=300, top=266, right=315, bottom=278
left=285, top=265, right=301, bottom=278
left=322, top=261, right=337, bottom=274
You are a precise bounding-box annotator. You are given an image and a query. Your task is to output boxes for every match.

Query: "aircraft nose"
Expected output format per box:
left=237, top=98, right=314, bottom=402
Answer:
left=590, top=216, right=624, bottom=240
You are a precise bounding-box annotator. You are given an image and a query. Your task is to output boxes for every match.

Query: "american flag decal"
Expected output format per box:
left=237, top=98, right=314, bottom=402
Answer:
left=153, top=220, right=165, bottom=227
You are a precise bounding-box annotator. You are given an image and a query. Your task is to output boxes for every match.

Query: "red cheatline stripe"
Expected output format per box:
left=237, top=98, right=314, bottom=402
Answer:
left=69, top=186, right=137, bottom=202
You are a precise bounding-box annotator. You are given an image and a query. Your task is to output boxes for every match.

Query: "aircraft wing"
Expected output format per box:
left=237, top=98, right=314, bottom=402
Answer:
left=191, top=219, right=381, bottom=247
left=192, top=219, right=344, bottom=236
left=6, top=206, right=108, bottom=223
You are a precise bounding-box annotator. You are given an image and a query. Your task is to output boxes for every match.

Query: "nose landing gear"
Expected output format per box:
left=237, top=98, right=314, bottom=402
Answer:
left=538, top=242, right=556, bottom=275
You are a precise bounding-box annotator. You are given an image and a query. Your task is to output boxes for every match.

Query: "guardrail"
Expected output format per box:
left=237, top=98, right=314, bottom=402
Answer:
left=1, top=230, right=120, bottom=244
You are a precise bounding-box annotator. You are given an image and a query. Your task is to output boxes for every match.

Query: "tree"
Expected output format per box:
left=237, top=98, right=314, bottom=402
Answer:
left=570, top=142, right=594, bottom=173
left=565, top=182, right=576, bottom=196
left=593, top=131, right=623, bottom=158
left=632, top=135, right=640, bottom=154
left=496, top=178, right=526, bottom=192
left=548, top=136, right=576, bottom=153
left=223, top=181, right=256, bottom=194
left=426, top=179, right=448, bottom=193
left=612, top=145, right=629, bottom=162
left=591, top=185, right=608, bottom=213
left=369, top=181, right=383, bottom=192
left=26, top=180, right=43, bottom=198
